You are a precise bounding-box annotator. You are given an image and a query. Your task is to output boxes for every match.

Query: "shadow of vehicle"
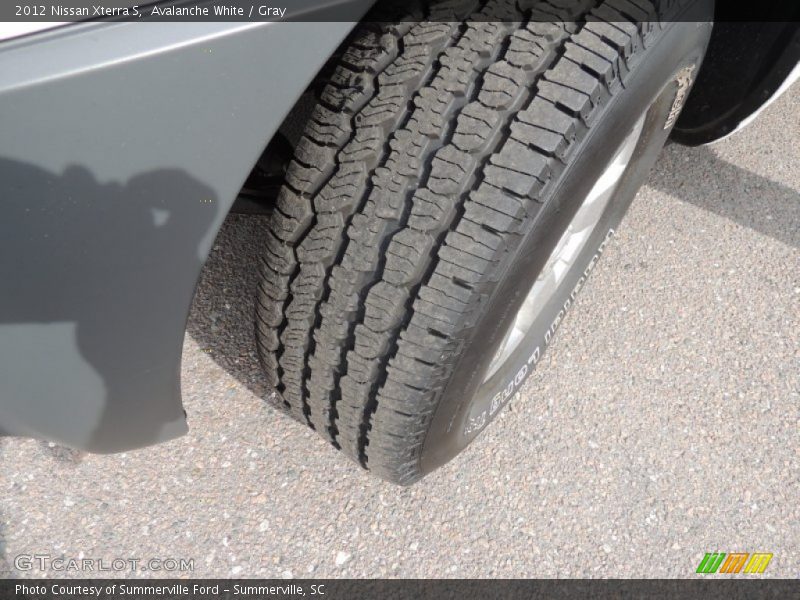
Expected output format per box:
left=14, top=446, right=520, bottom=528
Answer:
left=185, top=214, right=283, bottom=408
left=650, top=145, right=799, bottom=250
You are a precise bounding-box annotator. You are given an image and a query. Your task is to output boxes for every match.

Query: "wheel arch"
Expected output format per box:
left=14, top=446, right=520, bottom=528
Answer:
left=672, top=16, right=800, bottom=145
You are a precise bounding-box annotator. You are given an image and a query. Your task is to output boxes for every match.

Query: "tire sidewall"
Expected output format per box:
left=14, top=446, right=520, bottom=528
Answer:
left=420, top=19, right=713, bottom=475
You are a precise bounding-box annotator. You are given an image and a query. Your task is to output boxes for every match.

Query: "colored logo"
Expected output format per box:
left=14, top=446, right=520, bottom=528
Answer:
left=696, top=552, right=773, bottom=574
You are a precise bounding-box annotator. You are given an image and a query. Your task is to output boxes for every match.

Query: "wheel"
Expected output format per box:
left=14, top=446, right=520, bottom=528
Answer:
left=256, top=0, right=714, bottom=484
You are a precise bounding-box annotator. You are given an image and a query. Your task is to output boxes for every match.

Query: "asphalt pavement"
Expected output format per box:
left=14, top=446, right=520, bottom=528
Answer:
left=1, top=84, right=798, bottom=579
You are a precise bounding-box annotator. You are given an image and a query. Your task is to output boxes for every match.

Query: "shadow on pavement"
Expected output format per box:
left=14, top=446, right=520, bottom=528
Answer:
left=649, top=145, right=799, bottom=250
left=185, top=214, right=284, bottom=410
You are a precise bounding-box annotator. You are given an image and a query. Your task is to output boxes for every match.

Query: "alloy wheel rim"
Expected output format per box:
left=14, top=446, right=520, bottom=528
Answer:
left=483, top=113, right=647, bottom=382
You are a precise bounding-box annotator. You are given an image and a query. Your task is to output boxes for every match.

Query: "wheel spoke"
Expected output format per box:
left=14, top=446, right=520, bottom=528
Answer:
left=483, top=114, right=646, bottom=382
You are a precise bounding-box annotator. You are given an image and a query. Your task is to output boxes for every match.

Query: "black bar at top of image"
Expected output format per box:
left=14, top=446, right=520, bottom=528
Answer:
left=3, top=579, right=800, bottom=600
left=1, top=0, right=799, bottom=22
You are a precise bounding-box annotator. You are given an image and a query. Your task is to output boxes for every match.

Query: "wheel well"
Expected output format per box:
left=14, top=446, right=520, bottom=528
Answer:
left=673, top=16, right=800, bottom=145
left=230, top=24, right=361, bottom=214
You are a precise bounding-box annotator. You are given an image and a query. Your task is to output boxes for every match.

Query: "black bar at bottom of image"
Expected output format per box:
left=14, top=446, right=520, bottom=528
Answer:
left=2, top=579, right=799, bottom=600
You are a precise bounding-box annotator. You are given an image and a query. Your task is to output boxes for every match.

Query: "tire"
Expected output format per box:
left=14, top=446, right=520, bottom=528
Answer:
left=256, top=0, right=713, bottom=484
